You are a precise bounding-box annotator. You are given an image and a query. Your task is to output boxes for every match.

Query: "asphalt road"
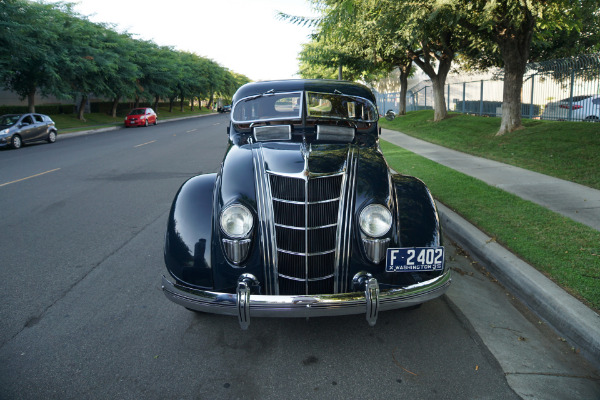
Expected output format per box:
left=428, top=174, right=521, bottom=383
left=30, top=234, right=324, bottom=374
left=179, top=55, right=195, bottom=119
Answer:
left=0, top=114, right=596, bottom=399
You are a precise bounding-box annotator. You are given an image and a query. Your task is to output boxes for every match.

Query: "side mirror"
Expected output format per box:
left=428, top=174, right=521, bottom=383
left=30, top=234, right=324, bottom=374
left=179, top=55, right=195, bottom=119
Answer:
left=385, top=110, right=396, bottom=121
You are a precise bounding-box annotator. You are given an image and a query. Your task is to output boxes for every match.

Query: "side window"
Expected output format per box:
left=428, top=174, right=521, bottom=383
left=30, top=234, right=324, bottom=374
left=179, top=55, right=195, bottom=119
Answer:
left=22, top=115, right=34, bottom=124
left=34, top=114, right=44, bottom=123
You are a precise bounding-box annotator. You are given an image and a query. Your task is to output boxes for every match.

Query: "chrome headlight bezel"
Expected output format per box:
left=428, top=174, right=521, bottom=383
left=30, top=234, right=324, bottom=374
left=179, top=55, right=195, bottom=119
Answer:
left=220, top=204, right=254, bottom=239
left=359, top=204, right=392, bottom=238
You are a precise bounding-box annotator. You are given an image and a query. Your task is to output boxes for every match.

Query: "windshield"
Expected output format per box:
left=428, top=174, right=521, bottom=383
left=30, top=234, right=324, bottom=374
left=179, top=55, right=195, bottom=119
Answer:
left=306, top=92, right=377, bottom=122
left=232, top=90, right=378, bottom=124
left=232, top=92, right=302, bottom=123
left=129, top=109, right=145, bottom=115
left=0, top=115, right=21, bottom=126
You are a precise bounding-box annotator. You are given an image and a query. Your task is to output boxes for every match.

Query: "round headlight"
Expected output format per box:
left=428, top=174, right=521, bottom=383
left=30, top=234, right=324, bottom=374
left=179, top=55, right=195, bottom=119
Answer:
left=359, top=204, right=392, bottom=237
left=220, top=204, right=253, bottom=238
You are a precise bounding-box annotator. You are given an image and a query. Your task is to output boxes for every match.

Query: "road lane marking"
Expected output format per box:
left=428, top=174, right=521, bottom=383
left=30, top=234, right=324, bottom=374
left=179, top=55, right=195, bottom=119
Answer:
left=134, top=140, right=156, bottom=148
left=0, top=168, right=61, bottom=188
left=186, top=129, right=198, bottom=133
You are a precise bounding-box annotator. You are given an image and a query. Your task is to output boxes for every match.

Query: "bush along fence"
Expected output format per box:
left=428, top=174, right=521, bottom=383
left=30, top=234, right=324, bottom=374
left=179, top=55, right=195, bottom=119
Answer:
left=377, top=53, right=600, bottom=122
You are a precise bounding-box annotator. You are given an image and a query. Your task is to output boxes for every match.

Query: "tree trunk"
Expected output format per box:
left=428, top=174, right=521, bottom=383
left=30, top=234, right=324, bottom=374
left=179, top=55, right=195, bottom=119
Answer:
left=495, top=9, right=535, bottom=136
left=153, top=95, right=159, bottom=111
left=398, top=61, right=412, bottom=115
left=180, top=96, right=185, bottom=112
left=190, top=96, right=195, bottom=112
left=409, top=39, right=453, bottom=122
left=27, top=87, right=36, bottom=113
left=169, top=98, right=174, bottom=113
left=111, top=97, right=119, bottom=118
left=497, top=63, right=526, bottom=136
left=208, top=91, right=214, bottom=109
left=338, top=63, right=343, bottom=80
left=77, top=96, right=87, bottom=121
left=430, top=77, right=448, bottom=122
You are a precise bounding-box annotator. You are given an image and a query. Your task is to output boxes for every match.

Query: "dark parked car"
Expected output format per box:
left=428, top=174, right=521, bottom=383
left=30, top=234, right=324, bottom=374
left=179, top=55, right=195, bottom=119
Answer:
left=162, top=80, right=450, bottom=329
left=124, top=107, right=157, bottom=127
left=218, top=104, right=231, bottom=113
left=0, top=113, right=57, bottom=149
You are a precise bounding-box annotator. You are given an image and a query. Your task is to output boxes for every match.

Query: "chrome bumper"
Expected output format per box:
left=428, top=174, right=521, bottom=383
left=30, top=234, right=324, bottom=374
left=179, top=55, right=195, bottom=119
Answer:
left=162, top=269, right=451, bottom=329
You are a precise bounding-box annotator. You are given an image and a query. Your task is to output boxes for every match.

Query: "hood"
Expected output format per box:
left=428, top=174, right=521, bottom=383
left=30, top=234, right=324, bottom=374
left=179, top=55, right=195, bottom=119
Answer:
left=259, top=142, right=350, bottom=177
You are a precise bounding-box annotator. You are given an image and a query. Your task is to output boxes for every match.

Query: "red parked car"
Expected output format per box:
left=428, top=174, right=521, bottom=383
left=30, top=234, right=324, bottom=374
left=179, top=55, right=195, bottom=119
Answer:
left=124, top=107, right=157, bottom=127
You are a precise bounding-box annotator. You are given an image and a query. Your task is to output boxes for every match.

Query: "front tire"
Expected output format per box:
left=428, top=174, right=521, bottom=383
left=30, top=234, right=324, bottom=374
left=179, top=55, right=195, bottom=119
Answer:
left=47, top=131, right=56, bottom=143
left=11, top=135, right=22, bottom=149
left=144, top=119, right=149, bottom=127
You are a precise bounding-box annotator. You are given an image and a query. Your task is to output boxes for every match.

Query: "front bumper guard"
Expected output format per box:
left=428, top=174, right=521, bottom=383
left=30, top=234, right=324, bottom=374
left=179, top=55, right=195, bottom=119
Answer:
left=162, top=269, right=451, bottom=330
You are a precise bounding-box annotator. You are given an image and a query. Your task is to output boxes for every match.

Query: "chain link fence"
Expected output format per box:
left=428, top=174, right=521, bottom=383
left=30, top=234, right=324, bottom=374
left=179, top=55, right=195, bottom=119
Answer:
left=376, top=53, right=600, bottom=122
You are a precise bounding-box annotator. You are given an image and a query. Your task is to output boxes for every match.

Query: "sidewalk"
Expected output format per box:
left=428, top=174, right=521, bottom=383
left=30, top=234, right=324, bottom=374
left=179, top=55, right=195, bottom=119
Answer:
left=381, top=129, right=600, bottom=231
left=381, top=128, right=600, bottom=370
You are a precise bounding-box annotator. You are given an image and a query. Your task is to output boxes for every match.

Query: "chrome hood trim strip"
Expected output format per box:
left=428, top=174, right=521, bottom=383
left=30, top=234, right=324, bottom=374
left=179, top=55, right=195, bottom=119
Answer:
left=252, top=143, right=278, bottom=295
left=335, top=146, right=358, bottom=293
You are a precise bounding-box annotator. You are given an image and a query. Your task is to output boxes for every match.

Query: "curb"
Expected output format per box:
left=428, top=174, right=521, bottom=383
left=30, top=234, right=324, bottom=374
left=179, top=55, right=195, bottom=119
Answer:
left=437, top=202, right=600, bottom=370
left=58, top=112, right=217, bottom=139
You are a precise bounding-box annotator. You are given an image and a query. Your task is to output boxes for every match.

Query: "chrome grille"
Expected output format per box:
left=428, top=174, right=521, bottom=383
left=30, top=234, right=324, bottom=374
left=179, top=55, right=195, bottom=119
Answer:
left=270, top=173, right=343, bottom=295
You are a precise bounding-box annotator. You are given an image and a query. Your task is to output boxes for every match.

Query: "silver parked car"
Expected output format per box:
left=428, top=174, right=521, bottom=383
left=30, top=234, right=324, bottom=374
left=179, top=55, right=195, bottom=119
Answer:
left=541, top=95, right=600, bottom=121
left=0, top=113, right=58, bottom=149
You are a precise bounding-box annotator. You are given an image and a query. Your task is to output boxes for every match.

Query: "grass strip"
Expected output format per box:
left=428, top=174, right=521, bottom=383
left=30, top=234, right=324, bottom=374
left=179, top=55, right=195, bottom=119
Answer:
left=379, top=110, right=600, bottom=190
left=51, top=105, right=215, bottom=133
left=380, top=140, right=600, bottom=312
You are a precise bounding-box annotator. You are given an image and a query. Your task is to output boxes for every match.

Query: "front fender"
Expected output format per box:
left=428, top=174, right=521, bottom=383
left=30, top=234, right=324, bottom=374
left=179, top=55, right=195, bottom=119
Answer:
left=392, top=174, right=442, bottom=247
left=164, top=173, right=217, bottom=289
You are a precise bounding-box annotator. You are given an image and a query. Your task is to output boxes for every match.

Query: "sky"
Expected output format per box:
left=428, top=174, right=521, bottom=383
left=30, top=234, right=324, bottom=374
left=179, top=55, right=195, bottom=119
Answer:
left=44, top=0, right=317, bottom=82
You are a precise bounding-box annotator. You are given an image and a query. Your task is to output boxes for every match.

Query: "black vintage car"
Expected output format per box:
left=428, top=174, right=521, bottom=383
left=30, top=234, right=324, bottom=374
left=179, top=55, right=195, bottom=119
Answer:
left=162, top=80, right=450, bottom=329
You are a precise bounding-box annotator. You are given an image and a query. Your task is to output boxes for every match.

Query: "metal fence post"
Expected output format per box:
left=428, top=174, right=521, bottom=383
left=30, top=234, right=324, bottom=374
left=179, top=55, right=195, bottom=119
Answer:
left=462, top=82, right=466, bottom=114
left=447, top=84, right=450, bottom=111
left=479, top=80, right=484, bottom=116
left=424, top=87, right=427, bottom=109
left=529, top=74, right=535, bottom=119
left=568, top=70, right=575, bottom=121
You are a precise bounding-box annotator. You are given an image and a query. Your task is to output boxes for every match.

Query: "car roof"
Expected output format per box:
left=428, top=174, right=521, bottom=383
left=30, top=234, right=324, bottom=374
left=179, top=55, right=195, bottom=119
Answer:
left=232, top=79, right=377, bottom=105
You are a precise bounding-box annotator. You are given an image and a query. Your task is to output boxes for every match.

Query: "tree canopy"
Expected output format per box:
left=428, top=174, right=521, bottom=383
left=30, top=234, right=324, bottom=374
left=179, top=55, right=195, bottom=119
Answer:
left=0, top=0, right=250, bottom=117
left=292, top=0, right=600, bottom=133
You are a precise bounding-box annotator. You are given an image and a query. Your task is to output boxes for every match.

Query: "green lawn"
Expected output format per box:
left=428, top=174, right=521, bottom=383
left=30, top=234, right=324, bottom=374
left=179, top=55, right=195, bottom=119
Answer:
left=380, top=110, right=600, bottom=190
left=51, top=105, right=215, bottom=133
left=379, top=111, right=600, bottom=312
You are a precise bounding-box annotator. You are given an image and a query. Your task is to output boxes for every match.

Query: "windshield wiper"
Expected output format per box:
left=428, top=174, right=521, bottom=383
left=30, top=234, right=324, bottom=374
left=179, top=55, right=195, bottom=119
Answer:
left=245, top=89, right=275, bottom=101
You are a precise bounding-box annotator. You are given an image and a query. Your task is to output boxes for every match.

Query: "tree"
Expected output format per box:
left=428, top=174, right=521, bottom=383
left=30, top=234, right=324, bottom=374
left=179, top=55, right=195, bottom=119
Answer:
left=0, top=0, right=74, bottom=112
left=288, top=0, right=464, bottom=121
left=457, top=0, right=600, bottom=135
left=133, top=43, right=179, bottom=111
left=60, top=17, right=120, bottom=120
left=0, top=0, right=250, bottom=117
left=101, top=30, right=141, bottom=118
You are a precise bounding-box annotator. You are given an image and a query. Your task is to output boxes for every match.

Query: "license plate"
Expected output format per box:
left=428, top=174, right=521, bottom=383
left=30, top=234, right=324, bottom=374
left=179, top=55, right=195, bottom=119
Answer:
left=386, top=247, right=444, bottom=272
